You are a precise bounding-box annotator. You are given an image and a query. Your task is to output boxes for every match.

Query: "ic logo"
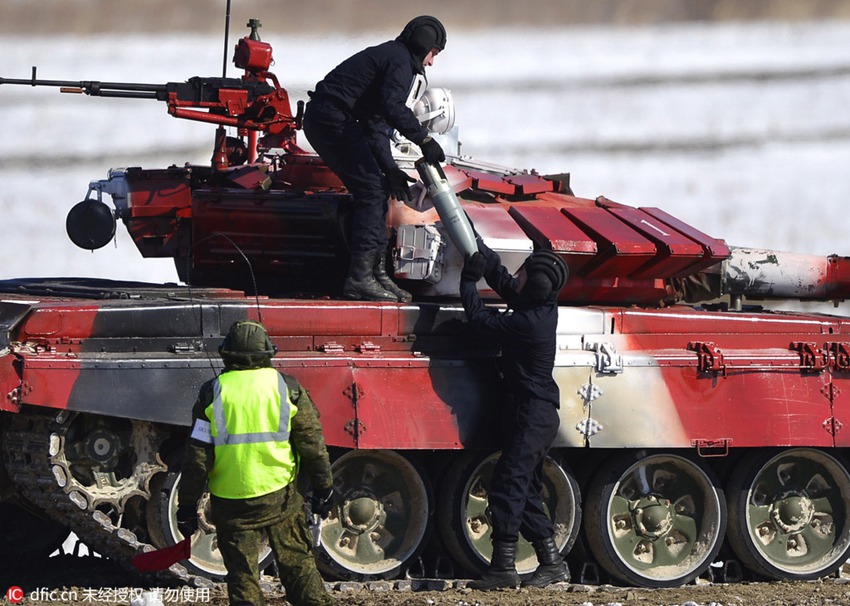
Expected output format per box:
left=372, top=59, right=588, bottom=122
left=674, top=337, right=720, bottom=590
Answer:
left=6, top=586, right=24, bottom=603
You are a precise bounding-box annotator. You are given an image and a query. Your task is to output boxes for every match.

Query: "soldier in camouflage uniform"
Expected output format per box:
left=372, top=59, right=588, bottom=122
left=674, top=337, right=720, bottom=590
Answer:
left=177, top=320, right=335, bottom=606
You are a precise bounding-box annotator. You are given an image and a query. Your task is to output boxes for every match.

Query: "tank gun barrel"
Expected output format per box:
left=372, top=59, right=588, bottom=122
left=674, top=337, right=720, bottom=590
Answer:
left=719, top=246, right=850, bottom=305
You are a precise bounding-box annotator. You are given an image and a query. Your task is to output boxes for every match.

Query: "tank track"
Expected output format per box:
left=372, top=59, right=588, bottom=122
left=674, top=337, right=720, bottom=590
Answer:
left=0, top=412, right=475, bottom=593
left=1, top=410, right=213, bottom=588
left=0, top=409, right=771, bottom=596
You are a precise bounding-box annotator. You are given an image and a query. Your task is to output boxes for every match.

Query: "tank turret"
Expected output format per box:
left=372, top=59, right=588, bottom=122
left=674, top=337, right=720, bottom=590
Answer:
left=65, top=155, right=850, bottom=308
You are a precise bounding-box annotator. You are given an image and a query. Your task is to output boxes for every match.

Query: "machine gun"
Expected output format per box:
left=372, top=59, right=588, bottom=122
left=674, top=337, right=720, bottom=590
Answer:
left=0, top=19, right=302, bottom=168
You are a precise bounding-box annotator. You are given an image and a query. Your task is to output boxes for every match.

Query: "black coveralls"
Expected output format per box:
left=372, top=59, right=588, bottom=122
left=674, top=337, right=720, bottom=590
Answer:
left=459, top=252, right=561, bottom=544
left=302, top=40, right=430, bottom=254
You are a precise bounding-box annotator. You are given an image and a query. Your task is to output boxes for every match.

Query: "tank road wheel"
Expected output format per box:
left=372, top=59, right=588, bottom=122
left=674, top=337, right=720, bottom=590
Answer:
left=437, top=450, right=581, bottom=577
left=315, top=450, right=432, bottom=580
left=726, top=448, right=850, bottom=580
left=584, top=452, right=726, bottom=588
left=146, top=468, right=274, bottom=580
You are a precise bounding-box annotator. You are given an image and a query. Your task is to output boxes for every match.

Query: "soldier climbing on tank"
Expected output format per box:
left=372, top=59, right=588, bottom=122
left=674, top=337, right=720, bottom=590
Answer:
left=302, top=16, right=447, bottom=303
left=177, top=320, right=335, bottom=606
left=459, top=242, right=571, bottom=590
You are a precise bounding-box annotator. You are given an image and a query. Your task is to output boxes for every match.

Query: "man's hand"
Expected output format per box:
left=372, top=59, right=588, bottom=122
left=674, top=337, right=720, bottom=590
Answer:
left=461, top=252, right=488, bottom=283
left=465, top=212, right=501, bottom=275
left=420, top=136, right=445, bottom=164
left=176, top=504, right=199, bottom=538
left=385, top=168, right=416, bottom=201
left=310, top=486, right=335, bottom=520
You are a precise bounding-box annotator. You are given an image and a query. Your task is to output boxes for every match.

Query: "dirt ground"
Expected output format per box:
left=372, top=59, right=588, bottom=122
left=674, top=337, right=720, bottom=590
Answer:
left=4, top=555, right=850, bottom=606
left=339, top=581, right=850, bottom=606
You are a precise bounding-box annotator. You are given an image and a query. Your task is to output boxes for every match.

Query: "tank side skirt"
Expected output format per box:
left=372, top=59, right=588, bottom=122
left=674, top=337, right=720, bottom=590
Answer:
left=575, top=356, right=835, bottom=449
left=556, top=310, right=845, bottom=450
left=13, top=352, right=491, bottom=450
left=4, top=298, right=850, bottom=451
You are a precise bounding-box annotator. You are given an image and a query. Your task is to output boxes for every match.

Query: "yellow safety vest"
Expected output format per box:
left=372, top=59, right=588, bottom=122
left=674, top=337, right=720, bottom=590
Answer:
left=204, top=367, right=298, bottom=499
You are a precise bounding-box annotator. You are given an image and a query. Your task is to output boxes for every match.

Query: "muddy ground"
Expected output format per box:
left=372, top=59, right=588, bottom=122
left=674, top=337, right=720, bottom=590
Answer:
left=4, top=555, right=850, bottom=606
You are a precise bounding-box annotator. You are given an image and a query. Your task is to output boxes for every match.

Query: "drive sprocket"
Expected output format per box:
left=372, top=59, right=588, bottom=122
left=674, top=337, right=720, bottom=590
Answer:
left=1, top=409, right=212, bottom=586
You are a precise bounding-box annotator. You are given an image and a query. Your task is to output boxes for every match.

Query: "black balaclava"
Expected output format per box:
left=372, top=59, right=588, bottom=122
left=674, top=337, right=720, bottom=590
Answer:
left=511, top=250, right=569, bottom=308
left=397, top=16, right=447, bottom=63
left=522, top=273, right=555, bottom=305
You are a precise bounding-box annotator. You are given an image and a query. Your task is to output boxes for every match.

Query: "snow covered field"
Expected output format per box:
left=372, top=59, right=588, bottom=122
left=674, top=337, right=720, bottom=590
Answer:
left=2, top=20, right=850, bottom=311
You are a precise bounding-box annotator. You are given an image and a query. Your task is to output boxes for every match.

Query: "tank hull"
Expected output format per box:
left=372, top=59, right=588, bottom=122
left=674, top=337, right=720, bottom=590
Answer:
left=3, top=280, right=850, bottom=586
left=5, top=282, right=848, bottom=450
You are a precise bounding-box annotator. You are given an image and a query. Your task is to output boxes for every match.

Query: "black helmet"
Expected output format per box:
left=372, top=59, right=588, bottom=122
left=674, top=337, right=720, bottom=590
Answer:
left=521, top=249, right=569, bottom=304
left=219, top=321, right=276, bottom=368
left=398, top=16, right=447, bottom=60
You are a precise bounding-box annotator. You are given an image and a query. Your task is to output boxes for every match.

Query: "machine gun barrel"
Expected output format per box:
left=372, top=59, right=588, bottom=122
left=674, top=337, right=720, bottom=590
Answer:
left=2, top=62, right=296, bottom=162
left=0, top=68, right=168, bottom=100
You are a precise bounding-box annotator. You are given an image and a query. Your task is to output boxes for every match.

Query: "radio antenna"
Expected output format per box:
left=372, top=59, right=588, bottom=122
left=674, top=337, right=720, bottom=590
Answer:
left=186, top=233, right=265, bottom=378
left=222, top=0, right=232, bottom=78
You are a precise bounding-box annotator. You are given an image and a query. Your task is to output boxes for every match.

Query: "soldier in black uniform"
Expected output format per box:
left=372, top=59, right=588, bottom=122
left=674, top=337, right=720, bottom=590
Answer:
left=177, top=321, right=335, bottom=606
left=459, top=243, right=570, bottom=590
left=303, top=16, right=447, bottom=303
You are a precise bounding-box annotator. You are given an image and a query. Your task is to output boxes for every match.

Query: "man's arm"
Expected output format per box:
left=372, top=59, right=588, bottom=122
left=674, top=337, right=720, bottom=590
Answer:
left=475, top=238, right=521, bottom=301
left=286, top=375, right=334, bottom=492
left=460, top=249, right=532, bottom=339
left=362, top=120, right=400, bottom=176
left=378, top=53, right=429, bottom=145
left=177, top=380, right=216, bottom=510
left=460, top=279, right=528, bottom=339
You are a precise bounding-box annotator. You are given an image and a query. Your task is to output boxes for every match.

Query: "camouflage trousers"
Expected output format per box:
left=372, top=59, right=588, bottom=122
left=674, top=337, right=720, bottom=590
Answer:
left=212, top=487, right=333, bottom=606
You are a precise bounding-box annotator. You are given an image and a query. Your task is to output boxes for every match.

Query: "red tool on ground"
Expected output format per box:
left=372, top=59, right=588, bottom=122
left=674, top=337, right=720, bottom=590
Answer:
left=131, top=537, right=192, bottom=573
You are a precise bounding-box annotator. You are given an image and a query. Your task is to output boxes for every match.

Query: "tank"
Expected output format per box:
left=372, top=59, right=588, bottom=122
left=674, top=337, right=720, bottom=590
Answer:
left=3, top=20, right=850, bottom=589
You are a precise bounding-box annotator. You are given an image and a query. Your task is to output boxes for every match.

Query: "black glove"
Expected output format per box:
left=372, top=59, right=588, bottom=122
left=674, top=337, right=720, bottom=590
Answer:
left=385, top=167, right=416, bottom=202
left=478, top=241, right=501, bottom=275
left=310, top=486, right=335, bottom=520
left=420, top=136, right=445, bottom=164
left=176, top=504, right=199, bottom=538
left=461, top=252, right=488, bottom=283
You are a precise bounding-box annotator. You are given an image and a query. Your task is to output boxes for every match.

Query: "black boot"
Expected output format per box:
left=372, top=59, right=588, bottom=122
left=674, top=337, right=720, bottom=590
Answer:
left=522, top=536, right=569, bottom=588
left=468, top=540, right=520, bottom=590
left=372, top=248, right=412, bottom=303
left=342, top=250, right=397, bottom=302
